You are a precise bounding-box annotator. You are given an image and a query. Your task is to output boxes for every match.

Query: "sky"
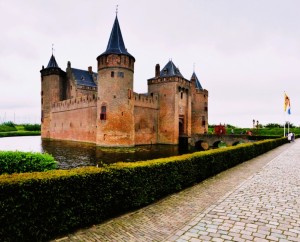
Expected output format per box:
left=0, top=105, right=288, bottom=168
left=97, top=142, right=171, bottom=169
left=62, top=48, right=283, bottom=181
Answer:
left=0, top=0, right=300, bottom=127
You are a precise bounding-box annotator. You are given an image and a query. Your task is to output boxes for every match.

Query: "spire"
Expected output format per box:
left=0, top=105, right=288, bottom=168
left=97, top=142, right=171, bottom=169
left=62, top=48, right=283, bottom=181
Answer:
left=46, top=54, right=59, bottom=68
left=191, top=72, right=203, bottom=90
left=100, top=15, right=134, bottom=58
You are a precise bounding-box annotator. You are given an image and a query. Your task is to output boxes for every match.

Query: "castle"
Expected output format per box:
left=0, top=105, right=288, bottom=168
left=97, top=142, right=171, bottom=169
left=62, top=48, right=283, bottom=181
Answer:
left=40, top=15, right=208, bottom=147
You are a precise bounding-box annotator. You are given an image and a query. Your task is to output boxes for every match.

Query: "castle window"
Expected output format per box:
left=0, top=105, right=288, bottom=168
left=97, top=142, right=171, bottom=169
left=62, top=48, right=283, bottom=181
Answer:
left=128, top=89, right=131, bottom=99
left=100, top=105, right=107, bottom=120
left=204, top=102, right=208, bottom=111
left=118, top=72, right=124, bottom=78
left=202, top=116, right=206, bottom=127
left=111, top=71, right=115, bottom=78
left=181, top=92, right=183, bottom=99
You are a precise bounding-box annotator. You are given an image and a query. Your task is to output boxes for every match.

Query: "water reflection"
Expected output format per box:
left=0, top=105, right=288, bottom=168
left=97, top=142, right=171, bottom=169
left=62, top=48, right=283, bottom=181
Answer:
left=0, top=136, right=195, bottom=169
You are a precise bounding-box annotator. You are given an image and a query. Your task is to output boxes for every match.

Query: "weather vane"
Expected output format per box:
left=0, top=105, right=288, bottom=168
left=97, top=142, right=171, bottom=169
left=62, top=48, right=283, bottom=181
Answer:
left=193, top=63, right=195, bottom=72
left=116, top=5, right=118, bottom=15
left=52, top=43, right=55, bottom=56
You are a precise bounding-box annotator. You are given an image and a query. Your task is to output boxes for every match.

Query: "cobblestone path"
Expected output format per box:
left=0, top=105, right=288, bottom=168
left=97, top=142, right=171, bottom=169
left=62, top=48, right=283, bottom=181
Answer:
left=54, top=140, right=298, bottom=242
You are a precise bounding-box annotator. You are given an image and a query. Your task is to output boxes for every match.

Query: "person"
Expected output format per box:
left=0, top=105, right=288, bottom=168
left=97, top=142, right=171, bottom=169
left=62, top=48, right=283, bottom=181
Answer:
left=287, top=132, right=292, bottom=142
left=291, top=133, right=295, bottom=142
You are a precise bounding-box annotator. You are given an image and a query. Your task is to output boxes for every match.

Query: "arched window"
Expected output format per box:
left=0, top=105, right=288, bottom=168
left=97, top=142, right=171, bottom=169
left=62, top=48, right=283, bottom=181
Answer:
left=100, top=105, right=107, bottom=120
left=111, top=71, right=115, bottom=78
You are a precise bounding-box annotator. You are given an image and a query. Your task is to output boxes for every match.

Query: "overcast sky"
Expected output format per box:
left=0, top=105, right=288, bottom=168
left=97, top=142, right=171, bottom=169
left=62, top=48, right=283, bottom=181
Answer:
left=1, top=0, right=300, bottom=127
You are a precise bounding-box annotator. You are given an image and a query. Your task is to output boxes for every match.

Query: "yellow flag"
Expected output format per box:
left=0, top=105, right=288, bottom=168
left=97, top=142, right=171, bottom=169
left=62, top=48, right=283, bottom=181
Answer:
left=284, top=93, right=290, bottom=112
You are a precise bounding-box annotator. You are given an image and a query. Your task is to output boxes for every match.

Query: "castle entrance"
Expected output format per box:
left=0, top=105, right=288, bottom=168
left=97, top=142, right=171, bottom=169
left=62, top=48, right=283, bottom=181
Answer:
left=179, top=116, right=185, bottom=135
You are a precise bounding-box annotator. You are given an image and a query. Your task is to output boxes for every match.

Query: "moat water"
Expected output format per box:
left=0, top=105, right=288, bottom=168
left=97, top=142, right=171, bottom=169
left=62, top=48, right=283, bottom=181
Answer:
left=0, top=136, right=196, bottom=169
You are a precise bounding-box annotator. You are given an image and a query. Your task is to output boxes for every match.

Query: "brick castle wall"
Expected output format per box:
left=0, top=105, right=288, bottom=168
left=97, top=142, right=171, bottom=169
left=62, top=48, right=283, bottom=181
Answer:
left=133, top=93, right=159, bottom=145
left=49, top=94, right=97, bottom=143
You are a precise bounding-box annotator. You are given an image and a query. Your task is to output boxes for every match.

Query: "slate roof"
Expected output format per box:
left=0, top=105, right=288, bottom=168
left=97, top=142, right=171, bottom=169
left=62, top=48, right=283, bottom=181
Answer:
left=71, top=68, right=97, bottom=88
left=191, top=72, right=203, bottom=90
left=46, top=54, right=59, bottom=68
left=160, top=60, right=183, bottom=78
left=100, top=16, right=134, bottom=59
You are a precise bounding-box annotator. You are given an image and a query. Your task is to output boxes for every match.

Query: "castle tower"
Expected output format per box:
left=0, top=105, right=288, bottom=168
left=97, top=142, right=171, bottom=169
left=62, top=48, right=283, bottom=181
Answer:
left=148, top=60, right=191, bottom=144
left=190, top=72, right=208, bottom=134
left=40, top=55, right=65, bottom=138
left=96, top=15, right=135, bottom=146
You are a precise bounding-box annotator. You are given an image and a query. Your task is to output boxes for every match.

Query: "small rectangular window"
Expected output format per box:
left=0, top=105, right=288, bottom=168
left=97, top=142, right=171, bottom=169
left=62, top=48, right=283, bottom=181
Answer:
left=100, top=106, right=107, bottom=120
left=111, top=71, right=114, bottom=78
left=128, top=89, right=131, bottom=99
left=118, top=72, right=124, bottom=78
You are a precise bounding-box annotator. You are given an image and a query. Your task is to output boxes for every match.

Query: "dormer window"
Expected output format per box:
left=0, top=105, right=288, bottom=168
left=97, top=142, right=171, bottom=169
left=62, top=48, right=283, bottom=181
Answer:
left=81, top=76, right=85, bottom=80
left=163, top=68, right=168, bottom=75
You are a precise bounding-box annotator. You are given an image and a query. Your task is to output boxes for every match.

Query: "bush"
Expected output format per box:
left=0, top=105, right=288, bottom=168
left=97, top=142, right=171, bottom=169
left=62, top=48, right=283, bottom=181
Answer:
left=0, top=122, right=17, bottom=132
left=0, top=138, right=288, bottom=241
left=23, top=124, right=41, bottom=131
left=0, top=151, right=57, bottom=175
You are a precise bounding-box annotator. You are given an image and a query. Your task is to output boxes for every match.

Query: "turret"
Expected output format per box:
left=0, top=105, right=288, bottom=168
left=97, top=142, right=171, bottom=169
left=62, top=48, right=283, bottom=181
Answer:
left=96, top=15, right=135, bottom=146
left=190, top=72, right=208, bottom=134
left=40, top=55, right=65, bottom=138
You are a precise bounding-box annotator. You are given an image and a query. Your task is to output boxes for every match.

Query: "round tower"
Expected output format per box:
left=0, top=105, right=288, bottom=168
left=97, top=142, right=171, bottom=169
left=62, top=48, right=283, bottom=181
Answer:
left=96, top=15, right=135, bottom=147
left=40, top=55, right=65, bottom=138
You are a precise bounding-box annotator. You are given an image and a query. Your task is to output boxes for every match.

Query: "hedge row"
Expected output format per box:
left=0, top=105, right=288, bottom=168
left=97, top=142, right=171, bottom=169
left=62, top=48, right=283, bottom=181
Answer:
left=0, top=138, right=288, bottom=241
left=0, top=151, right=57, bottom=175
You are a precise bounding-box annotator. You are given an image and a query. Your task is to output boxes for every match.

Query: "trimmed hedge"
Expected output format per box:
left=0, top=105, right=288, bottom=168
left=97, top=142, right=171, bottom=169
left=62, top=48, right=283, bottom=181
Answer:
left=0, top=151, right=57, bottom=175
left=0, top=138, right=288, bottom=241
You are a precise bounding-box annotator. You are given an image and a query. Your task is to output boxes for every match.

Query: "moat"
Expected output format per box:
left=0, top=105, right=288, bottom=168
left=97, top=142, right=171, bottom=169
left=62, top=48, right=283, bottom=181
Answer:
left=0, top=136, right=196, bottom=169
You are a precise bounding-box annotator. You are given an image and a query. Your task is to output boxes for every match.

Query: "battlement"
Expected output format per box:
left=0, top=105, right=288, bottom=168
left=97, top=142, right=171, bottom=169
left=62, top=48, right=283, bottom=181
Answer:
left=195, top=88, right=209, bottom=95
left=52, top=94, right=97, bottom=113
left=133, top=93, right=159, bottom=109
left=148, top=76, right=190, bottom=88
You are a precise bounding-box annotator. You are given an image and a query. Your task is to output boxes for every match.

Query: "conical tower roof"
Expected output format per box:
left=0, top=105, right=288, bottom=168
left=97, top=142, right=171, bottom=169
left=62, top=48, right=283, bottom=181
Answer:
left=160, top=60, right=183, bottom=78
left=100, top=16, right=134, bottom=59
left=46, top=54, right=59, bottom=68
left=191, top=72, right=203, bottom=89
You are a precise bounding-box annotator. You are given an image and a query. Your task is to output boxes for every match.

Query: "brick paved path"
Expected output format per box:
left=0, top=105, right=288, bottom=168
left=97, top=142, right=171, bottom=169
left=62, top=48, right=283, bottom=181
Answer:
left=54, top=140, right=299, bottom=242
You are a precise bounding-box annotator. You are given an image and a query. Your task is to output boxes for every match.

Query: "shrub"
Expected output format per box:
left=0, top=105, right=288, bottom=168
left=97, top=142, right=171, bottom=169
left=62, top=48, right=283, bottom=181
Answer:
left=23, top=124, right=41, bottom=131
left=0, top=122, right=17, bottom=132
left=0, top=151, right=57, bottom=175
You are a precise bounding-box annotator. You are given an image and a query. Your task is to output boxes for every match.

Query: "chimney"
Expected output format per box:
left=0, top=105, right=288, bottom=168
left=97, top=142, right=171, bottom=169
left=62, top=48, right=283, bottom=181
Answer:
left=155, top=64, right=160, bottom=78
left=88, top=66, right=92, bottom=73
